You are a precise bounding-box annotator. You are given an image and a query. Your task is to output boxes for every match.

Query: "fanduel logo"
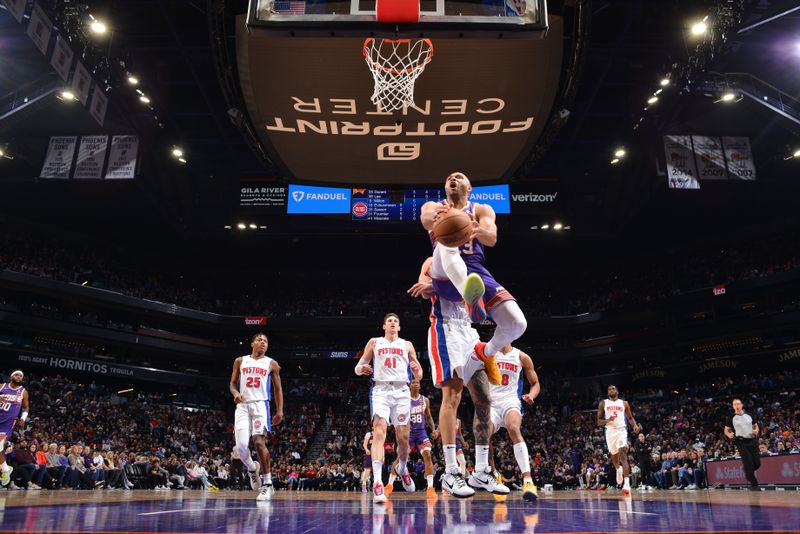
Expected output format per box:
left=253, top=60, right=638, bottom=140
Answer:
left=512, top=193, right=558, bottom=203
left=292, top=191, right=305, bottom=202
left=470, top=193, right=507, bottom=201
left=304, top=193, right=347, bottom=201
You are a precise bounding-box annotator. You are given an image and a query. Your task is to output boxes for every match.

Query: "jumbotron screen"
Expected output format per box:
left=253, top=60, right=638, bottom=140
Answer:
left=351, top=185, right=510, bottom=222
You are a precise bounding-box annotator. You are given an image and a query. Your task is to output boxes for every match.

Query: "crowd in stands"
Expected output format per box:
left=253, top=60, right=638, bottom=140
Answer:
left=2, top=365, right=798, bottom=493
left=2, top=218, right=799, bottom=318
left=2, top=373, right=321, bottom=491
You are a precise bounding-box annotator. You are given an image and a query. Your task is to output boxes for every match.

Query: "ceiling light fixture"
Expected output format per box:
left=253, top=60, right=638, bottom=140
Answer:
left=127, top=75, right=138, bottom=85
left=59, top=90, right=76, bottom=101
left=172, top=148, right=183, bottom=158
left=647, top=96, right=658, bottom=105
left=659, top=78, right=670, bottom=87
left=611, top=158, right=620, bottom=165
left=553, top=223, right=563, bottom=230
left=541, top=224, right=549, bottom=230
left=614, top=148, right=626, bottom=158
left=90, top=20, right=107, bottom=34
left=139, top=95, right=150, bottom=104
left=691, top=19, right=708, bottom=35
left=248, top=223, right=257, bottom=229
left=237, top=223, right=246, bottom=230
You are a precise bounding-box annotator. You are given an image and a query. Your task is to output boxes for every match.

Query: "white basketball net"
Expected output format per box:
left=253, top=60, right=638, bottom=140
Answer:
left=363, top=38, right=434, bottom=112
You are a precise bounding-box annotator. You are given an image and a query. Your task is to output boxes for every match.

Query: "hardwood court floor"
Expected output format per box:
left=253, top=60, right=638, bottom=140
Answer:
left=1, top=488, right=798, bottom=533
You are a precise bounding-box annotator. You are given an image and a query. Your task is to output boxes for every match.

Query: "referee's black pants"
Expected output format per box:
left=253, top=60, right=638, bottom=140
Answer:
left=735, top=438, right=760, bottom=487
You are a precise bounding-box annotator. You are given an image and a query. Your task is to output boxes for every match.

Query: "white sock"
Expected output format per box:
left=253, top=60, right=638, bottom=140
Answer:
left=241, top=454, right=256, bottom=472
left=434, top=245, right=468, bottom=299
left=387, top=473, right=397, bottom=486
left=426, top=474, right=434, bottom=488
left=475, top=445, right=489, bottom=472
left=624, top=477, right=630, bottom=486
left=372, top=461, right=383, bottom=486
left=443, top=444, right=458, bottom=474
left=395, top=460, right=408, bottom=475
left=513, top=442, right=531, bottom=476
left=0, top=461, right=10, bottom=473
left=485, top=301, right=527, bottom=356
left=457, top=454, right=466, bottom=476
left=263, top=473, right=272, bottom=485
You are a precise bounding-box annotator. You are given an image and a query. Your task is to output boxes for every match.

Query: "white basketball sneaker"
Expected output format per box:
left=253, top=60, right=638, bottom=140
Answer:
left=373, top=483, right=387, bottom=504
left=396, top=464, right=416, bottom=493
left=468, top=466, right=510, bottom=495
left=249, top=463, right=261, bottom=491
left=442, top=471, right=475, bottom=498
left=256, top=484, right=274, bottom=501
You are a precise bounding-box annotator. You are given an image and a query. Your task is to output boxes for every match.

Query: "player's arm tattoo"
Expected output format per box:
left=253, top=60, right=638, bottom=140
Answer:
left=468, top=371, right=492, bottom=446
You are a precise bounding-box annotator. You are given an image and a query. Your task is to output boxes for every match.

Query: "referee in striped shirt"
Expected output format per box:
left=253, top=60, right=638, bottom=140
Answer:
left=723, top=398, right=760, bottom=488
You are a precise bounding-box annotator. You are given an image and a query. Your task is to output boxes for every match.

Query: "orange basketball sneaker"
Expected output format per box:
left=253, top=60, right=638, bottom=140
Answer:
left=384, top=483, right=393, bottom=496
left=473, top=341, right=501, bottom=385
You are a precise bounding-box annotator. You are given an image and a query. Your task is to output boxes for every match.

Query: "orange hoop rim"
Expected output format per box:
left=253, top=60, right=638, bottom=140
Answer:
left=362, top=38, right=434, bottom=75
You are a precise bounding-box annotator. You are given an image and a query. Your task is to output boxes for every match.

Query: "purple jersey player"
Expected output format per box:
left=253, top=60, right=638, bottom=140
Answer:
left=1, top=370, right=29, bottom=487
left=387, top=380, right=439, bottom=496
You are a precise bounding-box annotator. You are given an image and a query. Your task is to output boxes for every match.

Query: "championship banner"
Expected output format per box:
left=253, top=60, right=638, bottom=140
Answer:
left=71, top=61, right=92, bottom=105
left=722, top=137, right=756, bottom=180
left=50, top=35, right=75, bottom=82
left=40, top=135, right=77, bottom=179
left=692, top=136, right=727, bottom=180
left=2, top=0, right=27, bottom=22
left=26, top=2, right=52, bottom=55
left=664, top=135, right=699, bottom=189
left=105, top=135, right=138, bottom=179
left=90, top=87, right=109, bottom=127
left=73, top=135, right=108, bottom=179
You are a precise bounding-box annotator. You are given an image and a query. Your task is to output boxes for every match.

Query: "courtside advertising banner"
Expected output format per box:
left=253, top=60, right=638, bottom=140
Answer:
left=664, top=135, right=700, bottom=189
left=73, top=135, right=109, bottom=179
left=722, top=136, right=756, bottom=180
left=105, top=135, right=138, bottom=179
left=707, top=456, right=800, bottom=485
left=40, top=136, right=77, bottom=179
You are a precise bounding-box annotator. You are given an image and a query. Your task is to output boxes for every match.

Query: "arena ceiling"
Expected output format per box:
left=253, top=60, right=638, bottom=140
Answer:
left=0, top=0, right=799, bottom=243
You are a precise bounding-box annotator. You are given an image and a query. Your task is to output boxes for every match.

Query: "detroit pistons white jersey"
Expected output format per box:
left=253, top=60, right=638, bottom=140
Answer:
left=373, top=337, right=410, bottom=383
left=604, top=398, right=626, bottom=430
left=492, top=347, right=523, bottom=402
left=238, top=354, right=273, bottom=402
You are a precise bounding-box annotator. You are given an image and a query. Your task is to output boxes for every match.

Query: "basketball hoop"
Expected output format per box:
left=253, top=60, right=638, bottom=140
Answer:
left=363, top=38, right=433, bottom=112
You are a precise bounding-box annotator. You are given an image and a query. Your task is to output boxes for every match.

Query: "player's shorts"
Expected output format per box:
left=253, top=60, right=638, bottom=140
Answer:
left=364, top=455, right=372, bottom=468
left=455, top=439, right=463, bottom=453
left=370, top=382, right=411, bottom=427
left=0, top=421, right=15, bottom=450
left=490, top=397, right=522, bottom=432
left=605, top=427, right=628, bottom=455
left=428, top=297, right=483, bottom=388
left=431, top=263, right=515, bottom=317
left=465, top=261, right=516, bottom=314
left=409, top=428, right=432, bottom=452
left=234, top=400, right=271, bottom=439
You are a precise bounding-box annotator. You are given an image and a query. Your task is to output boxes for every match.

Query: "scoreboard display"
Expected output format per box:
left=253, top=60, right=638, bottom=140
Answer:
left=351, top=189, right=446, bottom=222
left=350, top=185, right=510, bottom=221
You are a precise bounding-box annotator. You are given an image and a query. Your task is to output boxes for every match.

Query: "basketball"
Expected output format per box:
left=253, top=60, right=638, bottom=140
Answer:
left=433, top=209, right=473, bottom=247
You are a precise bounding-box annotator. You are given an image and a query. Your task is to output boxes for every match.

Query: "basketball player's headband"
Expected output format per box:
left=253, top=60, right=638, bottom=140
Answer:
left=10, top=370, right=23, bottom=378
